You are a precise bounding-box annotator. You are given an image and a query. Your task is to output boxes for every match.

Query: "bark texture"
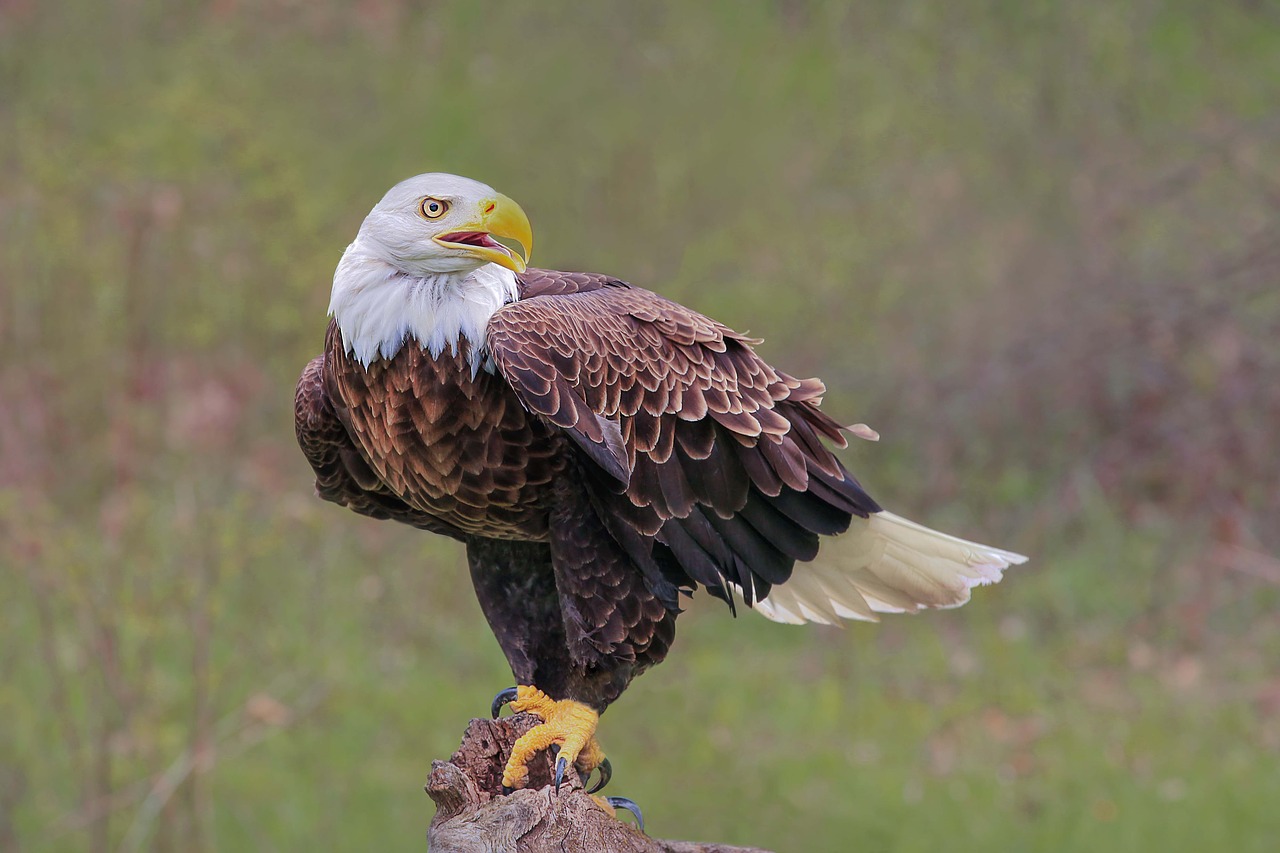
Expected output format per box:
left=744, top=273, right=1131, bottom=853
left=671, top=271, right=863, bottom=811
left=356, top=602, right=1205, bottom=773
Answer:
left=426, top=715, right=773, bottom=853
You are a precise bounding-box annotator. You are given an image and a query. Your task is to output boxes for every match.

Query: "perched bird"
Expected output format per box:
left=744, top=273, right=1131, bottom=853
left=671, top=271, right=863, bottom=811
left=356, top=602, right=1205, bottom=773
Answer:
left=295, top=173, right=1026, bottom=806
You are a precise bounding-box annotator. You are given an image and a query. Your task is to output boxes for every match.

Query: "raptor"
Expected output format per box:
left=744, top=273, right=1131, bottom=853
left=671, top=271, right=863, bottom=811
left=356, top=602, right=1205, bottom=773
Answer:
left=294, top=173, right=1026, bottom=816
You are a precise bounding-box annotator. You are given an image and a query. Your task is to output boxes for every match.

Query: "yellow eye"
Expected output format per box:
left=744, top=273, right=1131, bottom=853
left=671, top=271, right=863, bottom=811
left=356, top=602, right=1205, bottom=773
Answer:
left=420, top=197, right=449, bottom=219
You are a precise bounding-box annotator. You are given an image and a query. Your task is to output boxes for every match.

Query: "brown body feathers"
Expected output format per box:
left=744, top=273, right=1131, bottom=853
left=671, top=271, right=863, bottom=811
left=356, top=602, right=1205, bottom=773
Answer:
left=296, top=268, right=879, bottom=709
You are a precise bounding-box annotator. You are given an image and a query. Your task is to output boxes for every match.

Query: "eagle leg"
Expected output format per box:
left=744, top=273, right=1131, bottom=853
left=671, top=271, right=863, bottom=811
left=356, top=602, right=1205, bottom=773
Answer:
left=498, top=685, right=606, bottom=791
left=493, top=687, right=612, bottom=792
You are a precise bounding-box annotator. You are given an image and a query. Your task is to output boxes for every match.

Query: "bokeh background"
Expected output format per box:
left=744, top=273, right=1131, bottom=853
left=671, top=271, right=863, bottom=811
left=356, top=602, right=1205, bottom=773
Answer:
left=3, top=1, right=1279, bottom=850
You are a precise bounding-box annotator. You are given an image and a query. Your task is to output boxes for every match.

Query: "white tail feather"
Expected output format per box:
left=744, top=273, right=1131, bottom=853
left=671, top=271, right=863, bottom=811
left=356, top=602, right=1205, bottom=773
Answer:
left=750, top=511, right=1028, bottom=626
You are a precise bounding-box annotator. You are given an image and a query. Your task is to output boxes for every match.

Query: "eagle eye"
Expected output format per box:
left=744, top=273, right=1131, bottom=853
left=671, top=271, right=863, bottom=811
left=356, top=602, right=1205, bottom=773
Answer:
left=420, top=197, right=449, bottom=219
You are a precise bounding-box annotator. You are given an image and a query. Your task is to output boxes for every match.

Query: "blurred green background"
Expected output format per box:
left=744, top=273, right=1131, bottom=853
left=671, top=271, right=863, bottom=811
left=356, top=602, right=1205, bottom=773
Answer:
left=3, top=1, right=1279, bottom=850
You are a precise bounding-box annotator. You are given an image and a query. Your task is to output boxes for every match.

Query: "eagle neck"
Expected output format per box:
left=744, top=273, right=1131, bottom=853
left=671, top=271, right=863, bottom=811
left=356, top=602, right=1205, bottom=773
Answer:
left=328, top=241, right=519, bottom=375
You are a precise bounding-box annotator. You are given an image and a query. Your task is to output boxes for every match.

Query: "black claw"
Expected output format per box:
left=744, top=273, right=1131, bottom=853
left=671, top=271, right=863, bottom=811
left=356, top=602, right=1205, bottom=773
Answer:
left=554, top=756, right=568, bottom=793
left=605, top=796, right=645, bottom=833
left=586, top=757, right=612, bottom=795
left=491, top=686, right=519, bottom=719
left=501, top=785, right=513, bottom=796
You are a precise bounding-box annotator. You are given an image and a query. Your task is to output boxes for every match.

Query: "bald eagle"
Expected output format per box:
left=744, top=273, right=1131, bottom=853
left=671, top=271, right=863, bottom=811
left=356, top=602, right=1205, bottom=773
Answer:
left=294, top=173, right=1026, bottom=800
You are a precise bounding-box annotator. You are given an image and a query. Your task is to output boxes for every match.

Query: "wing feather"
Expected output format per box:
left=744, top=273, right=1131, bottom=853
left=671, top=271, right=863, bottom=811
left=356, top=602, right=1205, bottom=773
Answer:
left=490, top=270, right=880, bottom=606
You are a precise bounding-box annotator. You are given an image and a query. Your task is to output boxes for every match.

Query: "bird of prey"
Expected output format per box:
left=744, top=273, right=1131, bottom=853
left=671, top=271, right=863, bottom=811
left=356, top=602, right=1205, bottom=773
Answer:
left=294, top=173, right=1026, bottom=806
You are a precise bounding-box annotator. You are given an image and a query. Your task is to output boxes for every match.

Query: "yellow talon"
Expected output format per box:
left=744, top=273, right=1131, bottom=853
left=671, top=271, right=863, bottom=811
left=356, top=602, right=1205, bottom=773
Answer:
left=501, top=685, right=604, bottom=790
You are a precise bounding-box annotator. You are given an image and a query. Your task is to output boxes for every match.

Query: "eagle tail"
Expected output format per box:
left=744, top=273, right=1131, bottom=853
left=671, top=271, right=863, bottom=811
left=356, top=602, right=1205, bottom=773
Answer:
left=751, top=511, right=1028, bottom=625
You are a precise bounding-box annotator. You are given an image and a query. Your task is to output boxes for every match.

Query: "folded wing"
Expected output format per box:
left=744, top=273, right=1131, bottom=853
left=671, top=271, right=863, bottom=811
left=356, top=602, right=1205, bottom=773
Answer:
left=488, top=270, right=882, bottom=610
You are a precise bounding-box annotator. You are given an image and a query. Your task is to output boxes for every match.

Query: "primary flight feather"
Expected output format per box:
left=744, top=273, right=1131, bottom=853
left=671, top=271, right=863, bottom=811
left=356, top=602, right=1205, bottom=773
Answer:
left=294, top=172, right=1027, bottom=800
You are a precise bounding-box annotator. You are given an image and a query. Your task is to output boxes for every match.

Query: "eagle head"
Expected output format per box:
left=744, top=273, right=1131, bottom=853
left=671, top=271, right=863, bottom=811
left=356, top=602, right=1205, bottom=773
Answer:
left=355, top=173, right=533, bottom=276
left=328, top=174, right=533, bottom=368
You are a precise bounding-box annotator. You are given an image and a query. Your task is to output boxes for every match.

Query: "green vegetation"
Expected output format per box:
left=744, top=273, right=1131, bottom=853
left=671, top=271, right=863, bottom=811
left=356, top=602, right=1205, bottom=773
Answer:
left=3, top=1, right=1278, bottom=850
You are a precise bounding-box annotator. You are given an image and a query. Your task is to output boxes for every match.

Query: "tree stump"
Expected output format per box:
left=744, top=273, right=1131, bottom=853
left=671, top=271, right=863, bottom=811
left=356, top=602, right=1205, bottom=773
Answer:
left=426, top=714, right=774, bottom=853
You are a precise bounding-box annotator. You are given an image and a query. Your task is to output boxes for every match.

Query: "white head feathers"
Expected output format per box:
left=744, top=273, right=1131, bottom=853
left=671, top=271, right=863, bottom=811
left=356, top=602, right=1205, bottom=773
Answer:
left=328, top=173, right=528, bottom=373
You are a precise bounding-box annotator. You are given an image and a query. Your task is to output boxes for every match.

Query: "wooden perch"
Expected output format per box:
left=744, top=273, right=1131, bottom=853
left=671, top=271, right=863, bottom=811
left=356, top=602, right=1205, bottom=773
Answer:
left=426, top=714, right=774, bottom=853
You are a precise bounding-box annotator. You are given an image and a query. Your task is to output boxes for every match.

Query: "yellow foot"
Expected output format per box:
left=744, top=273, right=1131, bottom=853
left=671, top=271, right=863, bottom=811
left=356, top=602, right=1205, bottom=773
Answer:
left=494, top=685, right=605, bottom=791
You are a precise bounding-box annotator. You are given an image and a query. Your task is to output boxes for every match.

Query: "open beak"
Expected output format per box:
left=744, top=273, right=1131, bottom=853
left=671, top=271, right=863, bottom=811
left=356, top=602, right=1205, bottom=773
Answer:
left=433, top=193, right=533, bottom=274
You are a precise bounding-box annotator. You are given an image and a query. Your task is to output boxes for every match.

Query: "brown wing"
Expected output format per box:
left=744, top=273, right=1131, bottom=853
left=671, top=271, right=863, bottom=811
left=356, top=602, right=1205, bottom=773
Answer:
left=294, top=354, right=468, bottom=541
left=491, top=270, right=881, bottom=608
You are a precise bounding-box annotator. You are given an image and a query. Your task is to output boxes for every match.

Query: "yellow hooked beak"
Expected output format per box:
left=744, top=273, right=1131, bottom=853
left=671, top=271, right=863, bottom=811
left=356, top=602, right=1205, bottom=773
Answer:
left=433, top=193, right=533, bottom=274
